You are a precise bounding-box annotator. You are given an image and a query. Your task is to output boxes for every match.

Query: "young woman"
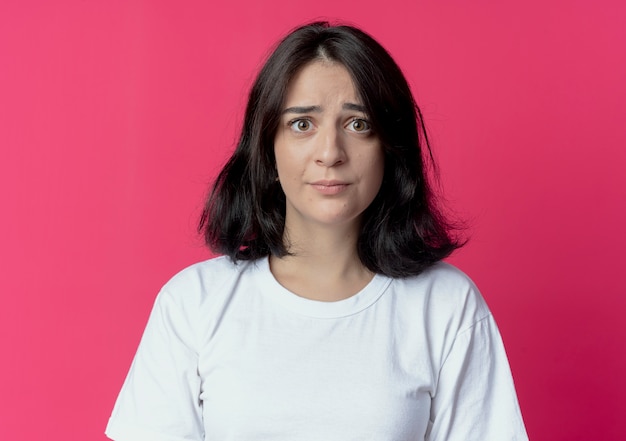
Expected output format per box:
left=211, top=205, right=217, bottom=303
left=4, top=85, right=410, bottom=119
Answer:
left=106, top=22, right=528, bottom=441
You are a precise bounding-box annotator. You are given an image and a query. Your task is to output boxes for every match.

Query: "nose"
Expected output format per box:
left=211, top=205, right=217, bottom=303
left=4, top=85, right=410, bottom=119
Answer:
left=315, top=124, right=346, bottom=167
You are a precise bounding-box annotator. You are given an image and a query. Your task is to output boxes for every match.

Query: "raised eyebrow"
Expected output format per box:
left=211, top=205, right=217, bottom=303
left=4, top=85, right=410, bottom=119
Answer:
left=281, top=105, right=322, bottom=115
left=281, top=103, right=367, bottom=114
left=343, top=102, right=367, bottom=113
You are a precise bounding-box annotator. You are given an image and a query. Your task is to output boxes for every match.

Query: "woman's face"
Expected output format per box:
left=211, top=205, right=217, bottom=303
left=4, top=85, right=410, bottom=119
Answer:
left=274, top=61, right=384, bottom=234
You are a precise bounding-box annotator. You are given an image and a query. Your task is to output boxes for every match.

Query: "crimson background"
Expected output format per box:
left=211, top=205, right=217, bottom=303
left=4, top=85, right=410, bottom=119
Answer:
left=1, top=1, right=625, bottom=440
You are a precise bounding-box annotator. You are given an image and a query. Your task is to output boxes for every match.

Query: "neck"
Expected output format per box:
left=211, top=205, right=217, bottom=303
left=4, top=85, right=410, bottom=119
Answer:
left=269, top=222, right=373, bottom=302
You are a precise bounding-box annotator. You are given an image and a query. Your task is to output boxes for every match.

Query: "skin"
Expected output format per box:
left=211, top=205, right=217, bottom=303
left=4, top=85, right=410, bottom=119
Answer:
left=270, top=60, right=384, bottom=301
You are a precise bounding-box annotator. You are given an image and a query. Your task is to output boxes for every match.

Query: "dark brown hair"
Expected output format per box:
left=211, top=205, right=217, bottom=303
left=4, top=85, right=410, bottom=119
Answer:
left=199, top=22, right=462, bottom=277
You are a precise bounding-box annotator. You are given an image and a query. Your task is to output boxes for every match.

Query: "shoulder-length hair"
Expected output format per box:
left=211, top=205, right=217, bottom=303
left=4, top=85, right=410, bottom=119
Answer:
left=199, top=21, right=463, bottom=278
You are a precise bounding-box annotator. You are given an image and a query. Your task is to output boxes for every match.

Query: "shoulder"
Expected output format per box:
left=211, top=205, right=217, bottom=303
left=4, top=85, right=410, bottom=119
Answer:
left=392, top=262, right=491, bottom=334
left=394, top=261, right=481, bottom=299
left=144, top=257, right=261, bottom=349
left=163, top=255, right=248, bottom=289
left=156, top=256, right=257, bottom=311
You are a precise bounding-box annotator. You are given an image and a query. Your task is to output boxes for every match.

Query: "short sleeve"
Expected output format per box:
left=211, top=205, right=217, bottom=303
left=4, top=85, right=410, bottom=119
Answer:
left=105, top=288, right=204, bottom=441
left=426, top=314, right=528, bottom=441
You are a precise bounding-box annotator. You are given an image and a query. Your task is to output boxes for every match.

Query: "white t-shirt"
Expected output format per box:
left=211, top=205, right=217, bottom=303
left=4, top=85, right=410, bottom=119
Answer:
left=106, top=256, right=528, bottom=441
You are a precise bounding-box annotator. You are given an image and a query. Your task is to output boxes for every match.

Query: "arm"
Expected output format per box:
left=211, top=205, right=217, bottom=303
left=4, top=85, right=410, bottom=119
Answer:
left=427, top=314, right=528, bottom=441
left=105, top=288, right=204, bottom=441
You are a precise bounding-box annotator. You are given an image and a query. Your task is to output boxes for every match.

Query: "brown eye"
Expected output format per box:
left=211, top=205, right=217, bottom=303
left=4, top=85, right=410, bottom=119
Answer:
left=349, top=118, right=370, bottom=133
left=290, top=119, right=312, bottom=132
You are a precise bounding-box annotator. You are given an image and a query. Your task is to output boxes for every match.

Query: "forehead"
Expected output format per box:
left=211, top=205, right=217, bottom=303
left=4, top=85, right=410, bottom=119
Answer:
left=283, top=61, right=360, bottom=106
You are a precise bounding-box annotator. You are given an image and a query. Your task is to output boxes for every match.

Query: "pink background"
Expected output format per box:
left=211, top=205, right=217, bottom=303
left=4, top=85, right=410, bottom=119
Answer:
left=1, top=1, right=625, bottom=440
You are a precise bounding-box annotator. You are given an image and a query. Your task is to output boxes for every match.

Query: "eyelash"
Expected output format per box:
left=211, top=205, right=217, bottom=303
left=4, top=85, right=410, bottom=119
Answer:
left=286, top=118, right=372, bottom=133
left=348, top=118, right=371, bottom=132
left=287, top=118, right=313, bottom=132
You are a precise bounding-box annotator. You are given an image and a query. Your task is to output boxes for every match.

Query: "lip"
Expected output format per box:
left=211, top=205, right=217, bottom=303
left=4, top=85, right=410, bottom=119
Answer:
left=310, top=180, right=350, bottom=195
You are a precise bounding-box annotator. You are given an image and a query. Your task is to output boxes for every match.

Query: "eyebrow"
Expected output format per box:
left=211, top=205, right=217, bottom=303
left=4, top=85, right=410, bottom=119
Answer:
left=282, top=105, right=322, bottom=114
left=281, top=103, right=367, bottom=114
left=342, top=103, right=367, bottom=112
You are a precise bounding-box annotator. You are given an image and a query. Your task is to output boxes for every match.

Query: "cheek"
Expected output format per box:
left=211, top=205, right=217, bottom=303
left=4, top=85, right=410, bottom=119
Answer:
left=364, top=149, right=385, bottom=184
left=275, top=146, right=307, bottom=181
left=370, top=167, right=384, bottom=196
left=368, top=155, right=385, bottom=200
left=273, top=131, right=289, bottom=173
left=274, top=150, right=299, bottom=195
left=275, top=154, right=295, bottom=181
left=274, top=140, right=290, bottom=178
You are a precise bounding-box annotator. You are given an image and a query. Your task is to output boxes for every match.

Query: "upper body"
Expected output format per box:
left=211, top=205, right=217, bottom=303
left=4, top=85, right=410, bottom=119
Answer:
left=107, top=22, right=528, bottom=440
left=106, top=256, right=528, bottom=441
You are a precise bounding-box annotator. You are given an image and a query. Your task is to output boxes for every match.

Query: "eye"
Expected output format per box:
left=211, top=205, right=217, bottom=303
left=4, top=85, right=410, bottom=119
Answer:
left=289, top=119, right=313, bottom=133
left=347, top=118, right=371, bottom=133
